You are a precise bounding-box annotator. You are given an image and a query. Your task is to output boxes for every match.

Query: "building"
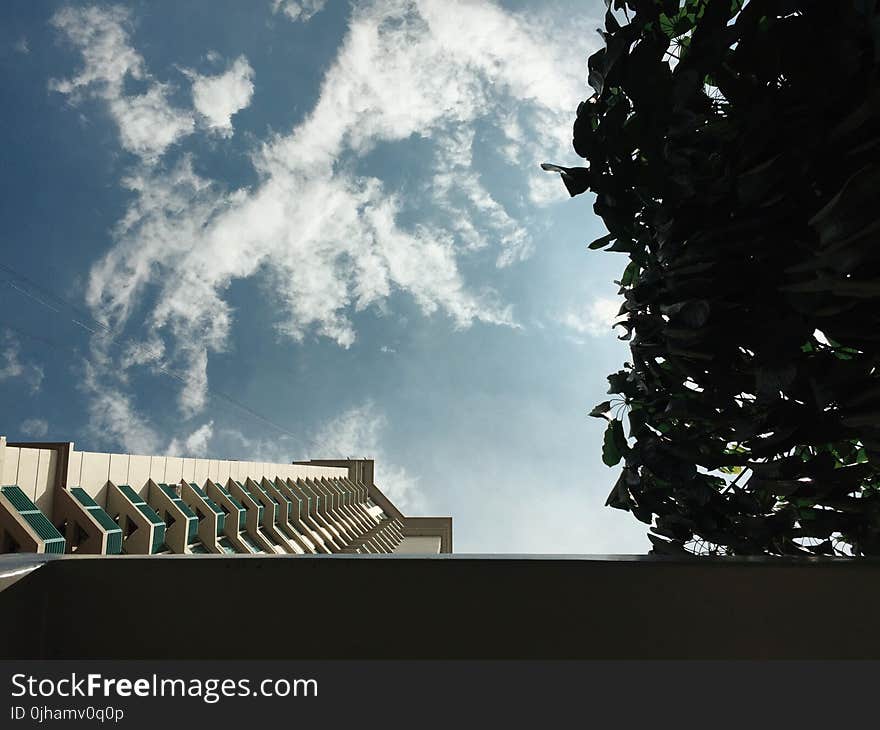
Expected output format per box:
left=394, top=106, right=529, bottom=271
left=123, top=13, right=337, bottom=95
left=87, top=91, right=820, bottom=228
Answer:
left=0, top=436, right=451, bottom=557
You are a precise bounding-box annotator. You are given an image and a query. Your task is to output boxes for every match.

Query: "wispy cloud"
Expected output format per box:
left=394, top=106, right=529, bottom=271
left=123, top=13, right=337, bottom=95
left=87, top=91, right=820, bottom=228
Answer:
left=188, top=56, right=254, bottom=136
left=20, top=418, right=48, bottom=438
left=82, top=360, right=161, bottom=454
left=51, top=1, right=598, bottom=430
left=309, top=401, right=424, bottom=511
left=167, top=420, right=215, bottom=457
left=0, top=330, right=44, bottom=393
left=432, top=127, right=531, bottom=266
left=49, top=6, right=194, bottom=161
left=271, top=0, right=327, bottom=24
left=558, top=297, right=624, bottom=340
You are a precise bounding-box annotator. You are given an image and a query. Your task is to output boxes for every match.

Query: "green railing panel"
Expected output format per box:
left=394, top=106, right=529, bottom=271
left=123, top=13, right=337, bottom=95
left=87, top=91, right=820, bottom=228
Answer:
left=70, top=487, right=99, bottom=508
left=116, top=484, right=141, bottom=502
left=276, top=493, right=292, bottom=509
left=106, top=530, right=123, bottom=555
left=151, top=523, right=166, bottom=554
left=189, top=482, right=208, bottom=498
left=90, top=507, right=122, bottom=533
left=1, top=485, right=35, bottom=513
left=240, top=533, right=261, bottom=552
left=156, top=484, right=200, bottom=545
left=116, top=485, right=165, bottom=527
left=69, top=487, right=123, bottom=552
left=1, top=486, right=66, bottom=548
left=205, top=497, right=224, bottom=515
left=216, top=483, right=245, bottom=510
left=44, top=536, right=66, bottom=554
left=188, top=483, right=224, bottom=517
left=22, top=511, right=61, bottom=542
left=158, top=484, right=198, bottom=519
left=253, top=482, right=279, bottom=505
left=186, top=516, right=199, bottom=544
left=70, top=487, right=119, bottom=531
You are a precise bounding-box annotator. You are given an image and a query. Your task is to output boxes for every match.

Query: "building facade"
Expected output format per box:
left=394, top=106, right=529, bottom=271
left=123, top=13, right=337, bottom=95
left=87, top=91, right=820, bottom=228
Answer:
left=0, top=436, right=451, bottom=556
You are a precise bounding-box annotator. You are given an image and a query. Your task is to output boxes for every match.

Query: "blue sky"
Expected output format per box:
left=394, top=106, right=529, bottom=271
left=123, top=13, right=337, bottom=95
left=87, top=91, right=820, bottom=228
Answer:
left=0, top=0, right=650, bottom=553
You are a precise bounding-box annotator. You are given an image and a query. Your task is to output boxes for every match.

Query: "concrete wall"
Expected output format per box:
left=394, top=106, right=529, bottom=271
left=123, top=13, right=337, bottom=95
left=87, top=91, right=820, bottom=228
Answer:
left=3, top=555, right=880, bottom=659
left=393, top=536, right=442, bottom=554
left=0, top=444, right=57, bottom=515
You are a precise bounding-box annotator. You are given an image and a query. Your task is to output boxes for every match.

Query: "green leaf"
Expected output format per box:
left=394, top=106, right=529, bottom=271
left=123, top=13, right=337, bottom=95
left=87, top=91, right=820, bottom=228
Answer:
left=589, top=233, right=615, bottom=250
left=590, top=401, right=613, bottom=419
left=605, top=469, right=633, bottom=509
left=602, top=420, right=627, bottom=466
left=620, top=261, right=638, bottom=287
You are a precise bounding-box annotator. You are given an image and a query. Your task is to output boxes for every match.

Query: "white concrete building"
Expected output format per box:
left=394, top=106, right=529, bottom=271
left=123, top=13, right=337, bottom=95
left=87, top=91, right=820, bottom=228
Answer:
left=0, top=436, right=451, bottom=556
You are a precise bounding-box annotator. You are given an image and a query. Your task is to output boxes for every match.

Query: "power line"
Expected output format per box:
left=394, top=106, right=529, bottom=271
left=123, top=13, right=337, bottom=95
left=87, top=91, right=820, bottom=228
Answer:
left=1, top=263, right=315, bottom=451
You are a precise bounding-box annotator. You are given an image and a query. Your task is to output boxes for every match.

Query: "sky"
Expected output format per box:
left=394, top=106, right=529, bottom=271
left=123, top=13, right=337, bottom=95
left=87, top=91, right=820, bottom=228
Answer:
left=0, top=0, right=650, bottom=553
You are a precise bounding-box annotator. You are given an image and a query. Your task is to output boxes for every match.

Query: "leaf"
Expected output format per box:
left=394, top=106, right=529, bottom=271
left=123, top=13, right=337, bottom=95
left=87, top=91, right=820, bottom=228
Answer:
left=539, top=162, right=593, bottom=197
left=589, top=233, right=615, bottom=250
left=590, top=400, right=613, bottom=419
left=677, top=300, right=711, bottom=328
left=602, top=420, right=627, bottom=466
left=809, top=164, right=880, bottom=248
left=605, top=469, right=633, bottom=509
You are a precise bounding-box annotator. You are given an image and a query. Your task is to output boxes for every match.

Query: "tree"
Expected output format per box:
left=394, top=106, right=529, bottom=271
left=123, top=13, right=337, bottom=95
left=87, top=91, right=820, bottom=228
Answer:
left=544, top=0, right=880, bottom=555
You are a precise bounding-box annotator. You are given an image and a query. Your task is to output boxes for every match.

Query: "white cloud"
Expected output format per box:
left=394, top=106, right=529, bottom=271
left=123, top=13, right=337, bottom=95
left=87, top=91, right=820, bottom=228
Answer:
left=309, top=401, right=423, bottom=511
left=50, top=6, right=194, bottom=161
left=213, top=427, right=307, bottom=464
left=0, top=331, right=44, bottom=393
left=82, top=347, right=218, bottom=456
left=432, top=127, right=531, bottom=266
left=272, top=0, right=327, bottom=23
left=14, top=37, right=29, bottom=54
left=20, top=418, right=48, bottom=438
left=83, top=360, right=161, bottom=454
left=559, top=297, right=624, bottom=339
left=190, top=56, right=254, bottom=136
left=167, top=420, right=214, bottom=457
left=65, top=0, right=597, bottom=421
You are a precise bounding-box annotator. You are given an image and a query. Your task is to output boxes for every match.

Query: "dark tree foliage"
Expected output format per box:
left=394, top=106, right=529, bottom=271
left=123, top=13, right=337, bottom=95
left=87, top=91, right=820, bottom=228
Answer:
left=545, top=0, right=880, bottom=555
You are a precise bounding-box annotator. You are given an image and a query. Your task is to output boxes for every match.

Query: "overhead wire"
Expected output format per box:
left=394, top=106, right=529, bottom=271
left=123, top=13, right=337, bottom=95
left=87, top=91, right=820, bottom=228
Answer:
left=0, top=262, right=315, bottom=452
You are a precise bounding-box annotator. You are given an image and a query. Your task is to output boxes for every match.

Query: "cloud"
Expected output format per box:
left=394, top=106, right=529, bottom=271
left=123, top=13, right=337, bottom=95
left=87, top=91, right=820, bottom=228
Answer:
left=559, top=297, right=624, bottom=340
left=272, top=0, right=327, bottom=23
left=0, top=330, right=44, bottom=393
left=81, top=348, right=217, bottom=456
left=14, top=37, right=29, bottom=54
left=309, top=401, right=424, bottom=511
left=60, top=0, right=597, bottom=421
left=20, top=418, right=48, bottom=438
left=432, top=126, right=531, bottom=266
left=49, top=6, right=194, bottom=161
left=189, top=56, right=255, bottom=136
left=82, top=360, right=162, bottom=454
left=167, top=420, right=215, bottom=457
